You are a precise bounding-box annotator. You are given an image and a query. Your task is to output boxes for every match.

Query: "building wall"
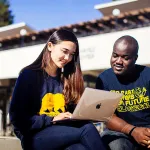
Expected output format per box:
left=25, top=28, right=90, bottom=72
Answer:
left=0, top=26, right=150, bottom=80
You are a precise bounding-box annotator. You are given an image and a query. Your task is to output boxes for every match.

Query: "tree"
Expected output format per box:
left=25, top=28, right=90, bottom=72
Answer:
left=0, top=0, right=14, bottom=27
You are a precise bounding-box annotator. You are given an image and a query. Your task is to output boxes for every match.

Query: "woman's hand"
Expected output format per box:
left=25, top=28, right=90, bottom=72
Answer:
left=53, top=112, right=72, bottom=121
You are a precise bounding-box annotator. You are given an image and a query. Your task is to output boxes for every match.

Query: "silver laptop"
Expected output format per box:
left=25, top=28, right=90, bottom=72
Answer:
left=52, top=87, right=123, bottom=123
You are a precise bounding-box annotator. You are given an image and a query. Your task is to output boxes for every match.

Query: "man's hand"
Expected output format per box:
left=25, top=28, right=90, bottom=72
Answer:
left=106, top=115, right=150, bottom=148
left=132, top=127, right=150, bottom=147
left=53, top=112, right=72, bottom=121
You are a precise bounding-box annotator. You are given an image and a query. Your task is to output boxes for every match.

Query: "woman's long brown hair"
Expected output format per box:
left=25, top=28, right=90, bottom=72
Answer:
left=21, top=29, right=84, bottom=104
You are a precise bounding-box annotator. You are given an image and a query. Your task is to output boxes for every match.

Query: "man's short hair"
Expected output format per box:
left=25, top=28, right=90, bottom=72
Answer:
left=113, top=35, right=139, bottom=55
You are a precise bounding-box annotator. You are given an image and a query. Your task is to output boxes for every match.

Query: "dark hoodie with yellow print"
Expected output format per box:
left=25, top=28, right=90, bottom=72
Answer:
left=9, top=69, right=71, bottom=141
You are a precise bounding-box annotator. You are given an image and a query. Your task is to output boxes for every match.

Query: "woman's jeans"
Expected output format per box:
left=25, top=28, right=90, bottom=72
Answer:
left=27, top=122, right=106, bottom=150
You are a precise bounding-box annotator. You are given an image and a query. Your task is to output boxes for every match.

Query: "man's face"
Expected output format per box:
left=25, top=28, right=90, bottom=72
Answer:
left=110, top=42, right=137, bottom=76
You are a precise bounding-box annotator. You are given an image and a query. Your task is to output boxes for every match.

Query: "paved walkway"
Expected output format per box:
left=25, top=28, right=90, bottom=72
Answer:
left=0, top=136, right=22, bottom=150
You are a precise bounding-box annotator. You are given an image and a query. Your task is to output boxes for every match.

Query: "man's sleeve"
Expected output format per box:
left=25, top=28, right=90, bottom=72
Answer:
left=96, top=74, right=106, bottom=90
left=96, top=76, right=104, bottom=90
left=95, top=74, right=109, bottom=91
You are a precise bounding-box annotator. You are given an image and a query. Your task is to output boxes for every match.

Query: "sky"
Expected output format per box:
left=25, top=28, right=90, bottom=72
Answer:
left=9, top=0, right=112, bottom=31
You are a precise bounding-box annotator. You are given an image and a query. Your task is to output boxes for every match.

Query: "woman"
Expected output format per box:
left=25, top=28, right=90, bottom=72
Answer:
left=9, top=29, right=106, bottom=150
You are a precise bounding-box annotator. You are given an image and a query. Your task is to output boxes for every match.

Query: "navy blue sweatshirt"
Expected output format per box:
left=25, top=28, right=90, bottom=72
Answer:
left=9, top=69, right=66, bottom=139
left=96, top=65, right=150, bottom=126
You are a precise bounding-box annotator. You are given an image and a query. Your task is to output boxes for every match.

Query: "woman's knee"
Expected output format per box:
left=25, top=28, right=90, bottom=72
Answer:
left=81, top=123, right=100, bottom=137
left=82, top=123, right=97, bottom=131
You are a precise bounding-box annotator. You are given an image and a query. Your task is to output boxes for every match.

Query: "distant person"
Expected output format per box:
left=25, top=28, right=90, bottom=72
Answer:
left=6, top=95, right=14, bottom=136
left=9, top=29, right=106, bottom=150
left=96, top=35, right=150, bottom=150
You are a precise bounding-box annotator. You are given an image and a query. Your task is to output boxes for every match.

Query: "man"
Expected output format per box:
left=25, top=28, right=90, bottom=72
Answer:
left=96, top=35, right=150, bottom=150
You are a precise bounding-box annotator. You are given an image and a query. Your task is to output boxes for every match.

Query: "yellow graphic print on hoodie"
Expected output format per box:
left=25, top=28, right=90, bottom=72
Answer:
left=39, top=93, right=65, bottom=117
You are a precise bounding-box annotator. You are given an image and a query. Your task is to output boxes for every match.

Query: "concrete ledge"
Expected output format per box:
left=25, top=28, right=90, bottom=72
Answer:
left=0, top=136, right=22, bottom=150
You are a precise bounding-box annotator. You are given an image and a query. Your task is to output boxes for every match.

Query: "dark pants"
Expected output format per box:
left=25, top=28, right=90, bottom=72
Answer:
left=101, top=129, right=149, bottom=150
left=26, top=122, right=106, bottom=150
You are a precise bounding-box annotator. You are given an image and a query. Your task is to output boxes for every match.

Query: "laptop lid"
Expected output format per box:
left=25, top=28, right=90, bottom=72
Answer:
left=72, top=87, right=123, bottom=122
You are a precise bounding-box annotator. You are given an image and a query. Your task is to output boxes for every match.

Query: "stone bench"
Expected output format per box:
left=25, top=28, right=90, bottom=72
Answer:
left=0, top=136, right=22, bottom=150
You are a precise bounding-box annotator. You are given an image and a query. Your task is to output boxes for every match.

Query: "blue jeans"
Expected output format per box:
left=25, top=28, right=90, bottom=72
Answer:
left=101, top=129, right=149, bottom=150
left=27, top=122, right=106, bottom=150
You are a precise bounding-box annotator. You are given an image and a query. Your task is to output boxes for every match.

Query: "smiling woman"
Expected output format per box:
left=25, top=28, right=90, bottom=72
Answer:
left=47, top=40, right=76, bottom=71
left=9, top=29, right=106, bottom=150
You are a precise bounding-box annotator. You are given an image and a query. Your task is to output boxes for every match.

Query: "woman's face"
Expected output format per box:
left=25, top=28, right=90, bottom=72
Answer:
left=48, top=41, right=76, bottom=68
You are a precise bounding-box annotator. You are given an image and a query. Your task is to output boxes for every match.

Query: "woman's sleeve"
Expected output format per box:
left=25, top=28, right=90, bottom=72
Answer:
left=9, top=70, right=53, bottom=136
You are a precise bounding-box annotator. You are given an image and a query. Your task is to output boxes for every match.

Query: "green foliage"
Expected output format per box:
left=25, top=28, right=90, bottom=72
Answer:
left=0, top=0, right=14, bottom=27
